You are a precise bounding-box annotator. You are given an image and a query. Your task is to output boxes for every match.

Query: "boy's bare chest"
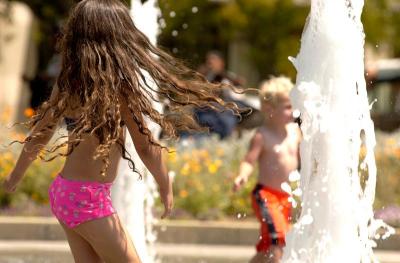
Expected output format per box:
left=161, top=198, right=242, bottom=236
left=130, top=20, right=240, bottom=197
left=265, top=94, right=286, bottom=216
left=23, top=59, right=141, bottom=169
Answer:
left=261, top=132, right=298, bottom=158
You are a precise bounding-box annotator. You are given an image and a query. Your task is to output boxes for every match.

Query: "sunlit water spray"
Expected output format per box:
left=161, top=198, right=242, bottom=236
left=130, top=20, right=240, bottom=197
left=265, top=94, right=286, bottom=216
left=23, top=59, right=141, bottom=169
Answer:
left=112, top=1, right=160, bottom=262
left=282, top=0, right=394, bottom=262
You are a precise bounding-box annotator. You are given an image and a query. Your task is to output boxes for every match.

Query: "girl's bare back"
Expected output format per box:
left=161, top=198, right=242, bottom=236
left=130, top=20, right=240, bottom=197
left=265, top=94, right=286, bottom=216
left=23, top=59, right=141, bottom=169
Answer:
left=60, top=131, right=124, bottom=183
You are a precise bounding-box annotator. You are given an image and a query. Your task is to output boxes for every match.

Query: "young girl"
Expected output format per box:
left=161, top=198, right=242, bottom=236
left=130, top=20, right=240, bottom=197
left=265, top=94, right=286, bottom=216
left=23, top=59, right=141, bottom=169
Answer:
left=2, top=0, right=240, bottom=262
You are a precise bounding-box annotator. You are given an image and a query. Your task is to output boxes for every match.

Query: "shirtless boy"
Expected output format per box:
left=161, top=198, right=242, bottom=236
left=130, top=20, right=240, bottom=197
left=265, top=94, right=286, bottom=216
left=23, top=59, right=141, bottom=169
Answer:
left=233, top=77, right=301, bottom=263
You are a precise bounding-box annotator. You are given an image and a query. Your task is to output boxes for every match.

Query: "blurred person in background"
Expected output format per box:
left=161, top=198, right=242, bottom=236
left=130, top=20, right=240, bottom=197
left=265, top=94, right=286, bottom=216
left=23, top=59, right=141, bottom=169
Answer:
left=193, top=50, right=247, bottom=139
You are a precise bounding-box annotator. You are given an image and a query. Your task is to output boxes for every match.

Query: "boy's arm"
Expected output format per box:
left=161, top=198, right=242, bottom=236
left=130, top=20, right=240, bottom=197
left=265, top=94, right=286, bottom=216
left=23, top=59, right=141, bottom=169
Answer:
left=3, top=86, right=60, bottom=192
left=119, top=97, right=172, bottom=219
left=233, top=131, right=264, bottom=191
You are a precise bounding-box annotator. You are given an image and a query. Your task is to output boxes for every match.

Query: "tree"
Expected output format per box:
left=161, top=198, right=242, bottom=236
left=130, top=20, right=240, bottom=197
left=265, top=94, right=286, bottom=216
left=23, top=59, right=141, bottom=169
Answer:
left=158, top=0, right=399, bottom=83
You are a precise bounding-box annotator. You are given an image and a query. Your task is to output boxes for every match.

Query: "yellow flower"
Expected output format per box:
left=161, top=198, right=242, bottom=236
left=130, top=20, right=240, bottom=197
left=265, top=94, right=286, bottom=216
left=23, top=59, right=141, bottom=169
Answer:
left=386, top=138, right=396, bottom=147
left=208, top=163, right=218, bottom=174
left=180, top=163, right=190, bottom=176
left=168, top=150, right=177, bottom=163
left=179, top=189, right=188, bottom=198
left=207, top=159, right=222, bottom=174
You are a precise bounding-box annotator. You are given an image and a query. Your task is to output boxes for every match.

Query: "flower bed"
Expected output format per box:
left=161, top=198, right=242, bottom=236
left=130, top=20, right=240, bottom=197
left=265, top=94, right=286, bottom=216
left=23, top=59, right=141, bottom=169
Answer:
left=1, top=111, right=399, bottom=223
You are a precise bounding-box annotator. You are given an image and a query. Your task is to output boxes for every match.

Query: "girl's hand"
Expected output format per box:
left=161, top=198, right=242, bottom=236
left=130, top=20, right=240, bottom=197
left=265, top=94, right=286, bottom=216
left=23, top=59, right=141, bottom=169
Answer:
left=2, top=174, right=20, bottom=193
left=160, top=185, right=173, bottom=219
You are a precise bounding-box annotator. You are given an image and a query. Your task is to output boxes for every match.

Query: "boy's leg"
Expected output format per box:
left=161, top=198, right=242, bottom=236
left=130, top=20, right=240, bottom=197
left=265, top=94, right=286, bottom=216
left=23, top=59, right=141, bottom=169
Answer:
left=59, top=222, right=102, bottom=263
left=249, top=246, right=282, bottom=263
left=250, top=252, right=268, bottom=263
left=73, top=214, right=141, bottom=263
left=269, top=245, right=283, bottom=262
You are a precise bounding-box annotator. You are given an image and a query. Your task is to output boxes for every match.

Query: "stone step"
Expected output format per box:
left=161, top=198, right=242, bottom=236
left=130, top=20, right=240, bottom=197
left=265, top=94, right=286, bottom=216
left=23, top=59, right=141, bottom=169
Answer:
left=0, top=241, right=399, bottom=263
left=0, top=217, right=399, bottom=250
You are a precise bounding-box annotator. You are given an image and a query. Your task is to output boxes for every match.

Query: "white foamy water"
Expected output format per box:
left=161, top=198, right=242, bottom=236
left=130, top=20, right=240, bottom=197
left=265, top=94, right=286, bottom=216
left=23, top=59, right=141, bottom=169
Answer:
left=112, top=1, right=160, bottom=262
left=283, top=1, right=394, bottom=262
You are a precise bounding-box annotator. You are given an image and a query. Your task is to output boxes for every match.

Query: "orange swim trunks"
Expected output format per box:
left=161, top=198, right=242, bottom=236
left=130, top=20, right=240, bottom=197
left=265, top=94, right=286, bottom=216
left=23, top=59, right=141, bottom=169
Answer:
left=251, top=183, right=292, bottom=252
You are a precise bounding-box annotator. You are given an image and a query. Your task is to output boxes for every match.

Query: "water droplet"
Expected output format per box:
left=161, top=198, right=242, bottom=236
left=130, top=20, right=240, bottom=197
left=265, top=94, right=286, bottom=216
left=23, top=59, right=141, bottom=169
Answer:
left=292, top=188, right=302, bottom=196
left=172, top=30, right=178, bottom=37
left=192, top=6, right=198, bottom=13
left=173, top=48, right=178, bottom=54
left=293, top=109, right=301, bottom=118
left=289, top=171, right=301, bottom=181
left=169, top=11, right=176, bottom=18
left=300, top=214, right=313, bottom=225
left=182, top=23, right=188, bottom=29
left=159, top=18, right=166, bottom=29
left=237, top=213, right=242, bottom=219
left=281, top=182, right=292, bottom=193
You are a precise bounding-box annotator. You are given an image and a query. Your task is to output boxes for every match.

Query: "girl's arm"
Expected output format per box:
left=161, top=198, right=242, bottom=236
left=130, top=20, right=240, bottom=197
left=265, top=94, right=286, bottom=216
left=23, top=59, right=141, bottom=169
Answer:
left=119, top=98, right=173, bottom=219
left=233, top=131, right=264, bottom=191
left=3, top=86, right=60, bottom=192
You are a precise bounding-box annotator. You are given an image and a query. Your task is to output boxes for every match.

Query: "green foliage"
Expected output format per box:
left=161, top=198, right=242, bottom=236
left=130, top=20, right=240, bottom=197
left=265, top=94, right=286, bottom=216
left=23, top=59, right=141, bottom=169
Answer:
left=166, top=134, right=256, bottom=219
left=1, top=124, right=400, bottom=221
left=0, top=121, right=64, bottom=211
left=158, top=0, right=400, bottom=82
left=223, top=0, right=308, bottom=78
left=157, top=1, right=307, bottom=79
left=158, top=0, right=235, bottom=68
left=374, top=135, right=400, bottom=209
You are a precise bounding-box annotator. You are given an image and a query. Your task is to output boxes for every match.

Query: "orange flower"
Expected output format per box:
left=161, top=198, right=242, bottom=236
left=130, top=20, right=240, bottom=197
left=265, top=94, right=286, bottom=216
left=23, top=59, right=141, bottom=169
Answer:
left=179, top=189, right=188, bottom=198
left=24, top=108, right=35, bottom=118
left=393, top=148, right=400, bottom=159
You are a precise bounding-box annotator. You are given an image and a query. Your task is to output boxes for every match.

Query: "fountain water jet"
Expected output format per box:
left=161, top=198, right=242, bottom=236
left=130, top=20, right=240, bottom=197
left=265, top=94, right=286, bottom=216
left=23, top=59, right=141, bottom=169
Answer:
left=282, top=0, right=394, bottom=262
left=112, top=1, right=161, bottom=262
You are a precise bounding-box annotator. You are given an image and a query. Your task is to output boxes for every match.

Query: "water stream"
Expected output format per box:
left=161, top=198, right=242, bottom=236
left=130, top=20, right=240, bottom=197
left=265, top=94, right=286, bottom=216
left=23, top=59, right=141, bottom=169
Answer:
left=282, top=1, right=394, bottom=262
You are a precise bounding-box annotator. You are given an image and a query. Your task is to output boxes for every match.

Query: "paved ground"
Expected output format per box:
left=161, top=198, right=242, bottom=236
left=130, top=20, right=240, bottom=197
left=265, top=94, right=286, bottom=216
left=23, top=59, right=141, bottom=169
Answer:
left=0, top=240, right=399, bottom=263
left=0, top=217, right=398, bottom=262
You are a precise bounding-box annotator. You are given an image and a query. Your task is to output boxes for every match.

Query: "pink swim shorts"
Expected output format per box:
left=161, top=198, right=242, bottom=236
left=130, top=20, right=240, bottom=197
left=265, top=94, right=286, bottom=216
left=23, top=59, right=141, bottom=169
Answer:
left=48, top=174, right=116, bottom=228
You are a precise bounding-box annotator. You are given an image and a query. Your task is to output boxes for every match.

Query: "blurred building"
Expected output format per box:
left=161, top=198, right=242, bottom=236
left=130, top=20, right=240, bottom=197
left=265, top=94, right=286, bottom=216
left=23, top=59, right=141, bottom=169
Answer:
left=0, top=1, right=37, bottom=123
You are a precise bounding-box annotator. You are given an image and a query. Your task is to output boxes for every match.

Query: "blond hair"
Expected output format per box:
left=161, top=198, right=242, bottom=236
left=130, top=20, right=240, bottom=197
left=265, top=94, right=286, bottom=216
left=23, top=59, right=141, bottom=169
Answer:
left=259, top=76, right=294, bottom=106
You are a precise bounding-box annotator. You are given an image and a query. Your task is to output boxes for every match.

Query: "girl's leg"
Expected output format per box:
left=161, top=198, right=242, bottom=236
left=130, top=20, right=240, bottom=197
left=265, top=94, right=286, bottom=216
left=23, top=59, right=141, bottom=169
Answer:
left=59, top=222, right=102, bottom=263
left=73, top=214, right=141, bottom=263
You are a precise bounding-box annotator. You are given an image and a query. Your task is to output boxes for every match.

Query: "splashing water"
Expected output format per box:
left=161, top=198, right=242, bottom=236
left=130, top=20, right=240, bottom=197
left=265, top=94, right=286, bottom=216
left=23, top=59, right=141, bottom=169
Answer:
left=282, top=1, right=394, bottom=262
left=112, top=1, right=161, bottom=262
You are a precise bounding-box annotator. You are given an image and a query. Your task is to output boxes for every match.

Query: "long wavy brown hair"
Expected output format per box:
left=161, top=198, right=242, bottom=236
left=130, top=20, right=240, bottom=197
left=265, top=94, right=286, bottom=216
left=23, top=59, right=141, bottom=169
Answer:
left=20, top=0, right=244, bottom=176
